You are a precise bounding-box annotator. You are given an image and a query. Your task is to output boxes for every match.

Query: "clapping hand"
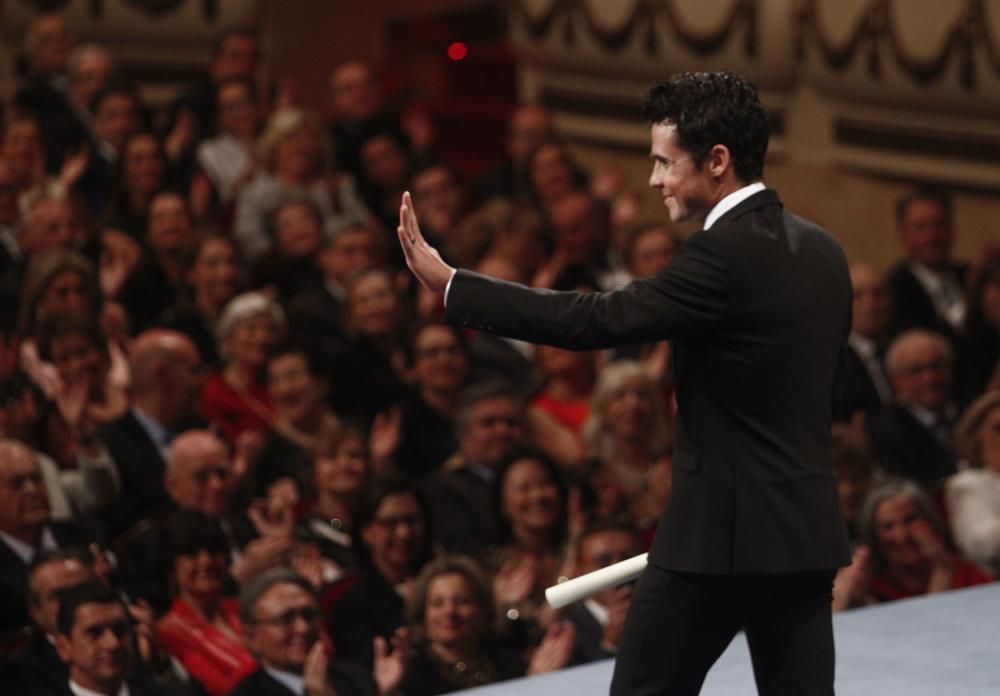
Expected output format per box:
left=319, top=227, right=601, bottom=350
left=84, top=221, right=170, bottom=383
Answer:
left=493, top=555, right=537, bottom=608
left=373, top=627, right=410, bottom=696
left=527, top=621, right=576, bottom=675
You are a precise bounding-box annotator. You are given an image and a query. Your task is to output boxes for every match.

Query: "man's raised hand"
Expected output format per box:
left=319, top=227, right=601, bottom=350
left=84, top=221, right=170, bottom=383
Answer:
left=397, top=191, right=454, bottom=294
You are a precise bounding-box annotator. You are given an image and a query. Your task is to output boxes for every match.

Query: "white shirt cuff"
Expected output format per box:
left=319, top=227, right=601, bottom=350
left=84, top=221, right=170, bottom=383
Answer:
left=443, top=269, right=457, bottom=307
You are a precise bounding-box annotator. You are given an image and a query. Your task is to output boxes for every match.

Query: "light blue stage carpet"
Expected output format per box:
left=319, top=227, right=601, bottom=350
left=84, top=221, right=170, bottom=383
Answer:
left=462, top=583, right=1000, bottom=695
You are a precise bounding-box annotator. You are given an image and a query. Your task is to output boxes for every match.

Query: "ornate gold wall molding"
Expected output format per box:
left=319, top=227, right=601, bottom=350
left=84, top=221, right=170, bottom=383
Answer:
left=513, top=0, right=758, bottom=57
left=794, top=0, right=1000, bottom=90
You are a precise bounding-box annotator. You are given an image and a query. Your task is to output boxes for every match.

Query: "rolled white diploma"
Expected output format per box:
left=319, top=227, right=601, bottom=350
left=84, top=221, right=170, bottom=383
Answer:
left=545, top=553, right=649, bottom=609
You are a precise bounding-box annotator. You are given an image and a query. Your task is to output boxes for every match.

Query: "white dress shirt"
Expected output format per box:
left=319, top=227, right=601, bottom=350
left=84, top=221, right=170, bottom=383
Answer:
left=68, top=678, right=130, bottom=696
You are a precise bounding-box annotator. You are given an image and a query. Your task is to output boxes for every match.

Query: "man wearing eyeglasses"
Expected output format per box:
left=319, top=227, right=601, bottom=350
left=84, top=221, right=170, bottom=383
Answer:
left=233, top=568, right=409, bottom=696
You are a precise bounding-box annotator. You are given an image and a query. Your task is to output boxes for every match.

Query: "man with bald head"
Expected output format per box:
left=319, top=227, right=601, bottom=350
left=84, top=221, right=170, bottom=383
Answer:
left=18, top=195, right=76, bottom=259
left=0, top=440, right=92, bottom=639
left=833, top=263, right=893, bottom=422
left=97, top=330, right=204, bottom=535
left=868, top=329, right=959, bottom=489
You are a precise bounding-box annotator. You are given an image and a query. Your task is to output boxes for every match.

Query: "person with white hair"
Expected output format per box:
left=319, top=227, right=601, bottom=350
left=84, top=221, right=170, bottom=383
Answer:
left=233, top=107, right=372, bottom=261
left=868, top=328, right=959, bottom=490
left=198, top=291, right=284, bottom=443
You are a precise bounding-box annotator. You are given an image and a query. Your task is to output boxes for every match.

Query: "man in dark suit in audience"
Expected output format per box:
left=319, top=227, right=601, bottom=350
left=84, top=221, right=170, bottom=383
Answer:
left=97, top=330, right=204, bottom=536
left=834, top=263, right=894, bottom=422
left=868, top=329, right=958, bottom=489
left=422, top=380, right=527, bottom=555
left=0, top=440, right=95, bottom=641
left=566, top=523, right=643, bottom=664
left=399, top=71, right=853, bottom=695
left=232, top=569, right=405, bottom=696
left=886, top=188, right=968, bottom=343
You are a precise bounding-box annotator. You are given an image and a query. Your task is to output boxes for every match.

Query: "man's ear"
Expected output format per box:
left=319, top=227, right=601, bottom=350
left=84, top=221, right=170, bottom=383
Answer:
left=55, top=632, right=72, bottom=664
left=707, top=144, right=732, bottom=179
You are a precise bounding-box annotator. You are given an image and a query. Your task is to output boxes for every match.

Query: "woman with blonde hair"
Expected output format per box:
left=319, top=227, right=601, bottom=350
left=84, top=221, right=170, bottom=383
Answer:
left=233, top=107, right=371, bottom=261
left=944, top=391, right=1000, bottom=573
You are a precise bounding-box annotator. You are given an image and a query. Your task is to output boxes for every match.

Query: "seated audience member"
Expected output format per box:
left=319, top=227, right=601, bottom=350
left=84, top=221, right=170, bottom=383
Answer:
left=835, top=263, right=894, bottom=422
left=285, top=218, right=375, bottom=349
left=328, top=479, right=432, bottom=668
left=565, top=522, right=643, bottom=663
left=945, top=391, right=1000, bottom=574
left=115, top=430, right=255, bottom=610
left=194, top=77, right=259, bottom=214
left=392, top=322, right=469, bottom=477
left=402, top=555, right=574, bottom=695
left=157, top=510, right=258, bottom=696
left=955, top=258, right=1000, bottom=406
left=450, top=199, right=547, bottom=283
left=355, top=127, right=411, bottom=237
left=423, top=380, right=527, bottom=555
left=486, top=448, right=570, bottom=646
left=473, top=103, right=554, bottom=204
left=250, top=195, right=326, bottom=303
left=524, top=139, right=586, bottom=212
left=199, top=292, right=284, bottom=444
left=17, top=195, right=77, bottom=262
left=157, top=232, right=242, bottom=370
left=408, top=160, right=465, bottom=250
left=78, top=82, right=142, bottom=216
left=234, top=107, right=370, bottom=262
left=531, top=340, right=596, bottom=437
left=868, top=329, right=959, bottom=490
left=98, top=329, right=204, bottom=535
left=621, top=220, right=680, bottom=281
left=886, top=188, right=968, bottom=343
left=832, top=478, right=993, bottom=611
left=0, top=549, right=96, bottom=692
left=582, top=360, right=672, bottom=534
left=0, top=439, right=96, bottom=640
left=115, top=191, right=194, bottom=334
left=1, top=114, right=80, bottom=210
left=540, top=192, right=611, bottom=288
left=102, top=131, right=169, bottom=239
left=296, top=425, right=371, bottom=571
left=53, top=582, right=188, bottom=696
left=243, top=342, right=340, bottom=499
left=18, top=249, right=102, bottom=396
left=830, top=423, right=877, bottom=545
left=233, top=568, right=407, bottom=696
left=327, top=266, right=409, bottom=425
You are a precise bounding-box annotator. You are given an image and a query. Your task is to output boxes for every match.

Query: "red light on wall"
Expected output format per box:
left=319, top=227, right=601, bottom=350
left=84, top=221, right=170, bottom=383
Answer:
left=447, top=42, right=468, bottom=61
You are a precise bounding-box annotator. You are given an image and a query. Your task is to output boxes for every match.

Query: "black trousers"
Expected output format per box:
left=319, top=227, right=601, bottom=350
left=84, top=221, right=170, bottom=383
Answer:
left=610, top=565, right=837, bottom=696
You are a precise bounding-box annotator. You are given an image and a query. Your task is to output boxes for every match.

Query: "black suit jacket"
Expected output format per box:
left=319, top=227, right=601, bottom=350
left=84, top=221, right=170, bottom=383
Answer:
left=867, top=405, right=956, bottom=489
left=832, top=342, right=888, bottom=423
left=446, top=189, right=853, bottom=574
left=97, top=411, right=170, bottom=535
left=886, top=261, right=967, bottom=342
left=230, top=665, right=374, bottom=696
left=0, top=523, right=91, bottom=639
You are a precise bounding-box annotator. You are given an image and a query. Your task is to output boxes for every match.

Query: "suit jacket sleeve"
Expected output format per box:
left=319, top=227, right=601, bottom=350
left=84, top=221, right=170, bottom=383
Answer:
left=445, top=232, right=728, bottom=350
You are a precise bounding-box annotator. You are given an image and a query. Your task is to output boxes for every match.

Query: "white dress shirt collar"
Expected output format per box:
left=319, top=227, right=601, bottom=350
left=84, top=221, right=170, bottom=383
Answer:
left=703, top=181, right=767, bottom=230
left=0, top=526, right=59, bottom=564
left=68, top=678, right=130, bottom=696
left=265, top=667, right=305, bottom=695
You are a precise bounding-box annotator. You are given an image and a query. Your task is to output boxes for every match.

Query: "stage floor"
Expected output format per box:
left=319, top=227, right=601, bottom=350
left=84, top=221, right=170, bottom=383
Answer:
left=462, top=582, right=1000, bottom=695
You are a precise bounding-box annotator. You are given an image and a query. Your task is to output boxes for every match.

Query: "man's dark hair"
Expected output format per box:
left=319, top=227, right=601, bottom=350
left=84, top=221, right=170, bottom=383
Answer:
left=56, top=581, right=125, bottom=636
left=28, top=548, right=93, bottom=605
left=894, top=187, right=952, bottom=227
left=35, top=312, right=108, bottom=362
left=640, top=72, right=769, bottom=183
left=89, top=79, right=140, bottom=115
left=267, top=339, right=328, bottom=381
left=212, top=26, right=257, bottom=59
left=455, top=379, right=523, bottom=436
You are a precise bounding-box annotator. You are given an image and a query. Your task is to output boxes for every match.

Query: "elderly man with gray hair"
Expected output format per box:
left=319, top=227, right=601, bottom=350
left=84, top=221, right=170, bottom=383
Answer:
left=868, top=329, right=959, bottom=489
left=232, top=568, right=409, bottom=696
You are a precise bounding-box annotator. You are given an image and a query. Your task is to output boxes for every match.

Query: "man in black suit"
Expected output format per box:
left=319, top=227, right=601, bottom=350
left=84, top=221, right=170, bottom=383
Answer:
left=398, top=72, right=852, bottom=695
left=868, top=329, right=958, bottom=489
left=233, top=569, right=406, bottom=696
left=98, top=330, right=204, bottom=536
left=52, top=582, right=194, bottom=696
left=566, top=522, right=643, bottom=665
left=0, top=440, right=94, bottom=641
left=834, top=263, right=894, bottom=422
left=886, top=188, right=967, bottom=343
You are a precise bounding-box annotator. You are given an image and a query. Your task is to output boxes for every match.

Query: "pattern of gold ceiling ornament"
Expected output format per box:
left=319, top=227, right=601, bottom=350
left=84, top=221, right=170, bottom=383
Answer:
left=795, top=0, right=1000, bottom=89
left=512, top=0, right=759, bottom=58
